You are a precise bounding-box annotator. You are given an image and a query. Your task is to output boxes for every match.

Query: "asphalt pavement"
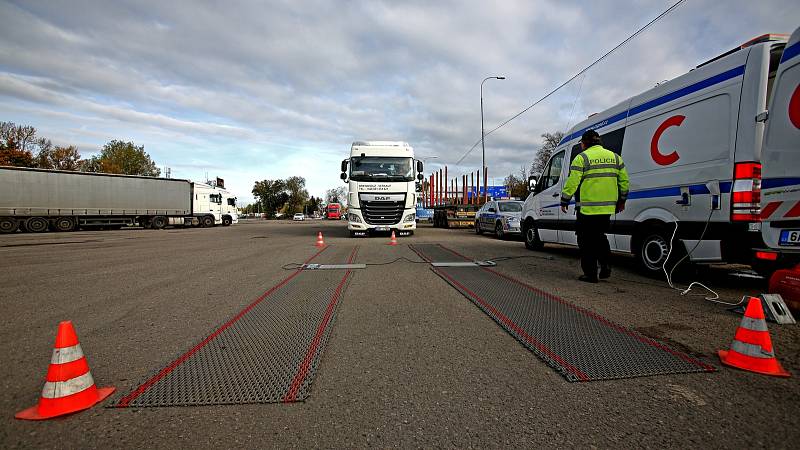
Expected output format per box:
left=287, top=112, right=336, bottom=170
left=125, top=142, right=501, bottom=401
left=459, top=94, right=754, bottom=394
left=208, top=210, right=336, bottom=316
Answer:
left=1, top=219, right=798, bottom=448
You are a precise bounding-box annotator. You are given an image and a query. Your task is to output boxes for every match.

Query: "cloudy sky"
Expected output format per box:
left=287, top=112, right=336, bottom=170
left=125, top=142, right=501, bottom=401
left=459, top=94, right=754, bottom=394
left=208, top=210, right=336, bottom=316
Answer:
left=1, top=0, right=797, bottom=203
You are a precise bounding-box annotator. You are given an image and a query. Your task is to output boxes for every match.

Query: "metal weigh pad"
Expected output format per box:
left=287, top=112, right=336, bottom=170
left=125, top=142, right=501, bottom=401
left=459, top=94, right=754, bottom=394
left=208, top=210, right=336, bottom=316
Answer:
left=114, top=245, right=358, bottom=407
left=410, top=244, right=715, bottom=382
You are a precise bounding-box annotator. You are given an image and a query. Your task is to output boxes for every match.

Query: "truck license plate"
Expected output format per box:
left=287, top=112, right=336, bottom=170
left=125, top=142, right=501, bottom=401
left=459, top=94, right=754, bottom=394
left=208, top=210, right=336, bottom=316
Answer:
left=375, top=226, right=389, bottom=231
left=779, top=229, right=800, bottom=246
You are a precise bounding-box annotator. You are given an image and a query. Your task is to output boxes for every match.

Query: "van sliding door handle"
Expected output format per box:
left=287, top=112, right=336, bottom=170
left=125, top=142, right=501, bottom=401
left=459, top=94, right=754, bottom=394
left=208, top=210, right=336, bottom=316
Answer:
left=551, top=193, right=559, bottom=197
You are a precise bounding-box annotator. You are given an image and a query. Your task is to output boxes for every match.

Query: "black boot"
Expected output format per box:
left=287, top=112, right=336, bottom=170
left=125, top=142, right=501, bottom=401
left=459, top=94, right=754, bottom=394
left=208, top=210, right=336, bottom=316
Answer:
left=599, top=266, right=611, bottom=279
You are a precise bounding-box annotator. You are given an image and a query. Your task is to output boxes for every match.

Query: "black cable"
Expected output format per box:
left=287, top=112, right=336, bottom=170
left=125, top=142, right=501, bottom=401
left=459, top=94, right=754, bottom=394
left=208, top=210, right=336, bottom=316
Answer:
left=454, top=0, right=687, bottom=165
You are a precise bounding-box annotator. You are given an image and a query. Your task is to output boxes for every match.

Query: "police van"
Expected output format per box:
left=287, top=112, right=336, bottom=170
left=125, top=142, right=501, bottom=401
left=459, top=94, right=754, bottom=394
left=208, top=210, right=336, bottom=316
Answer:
left=521, top=26, right=800, bottom=276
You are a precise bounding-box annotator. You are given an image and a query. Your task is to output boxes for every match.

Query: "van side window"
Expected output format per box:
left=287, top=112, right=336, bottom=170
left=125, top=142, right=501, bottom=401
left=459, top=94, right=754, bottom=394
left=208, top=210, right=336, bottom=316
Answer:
left=538, top=150, right=565, bottom=192
left=569, top=128, right=626, bottom=159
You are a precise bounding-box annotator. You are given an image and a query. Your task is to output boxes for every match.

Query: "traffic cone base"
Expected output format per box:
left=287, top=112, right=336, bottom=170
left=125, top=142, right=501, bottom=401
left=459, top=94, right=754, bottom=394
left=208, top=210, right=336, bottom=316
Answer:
left=718, top=349, right=790, bottom=377
left=15, top=386, right=115, bottom=420
left=15, top=321, right=116, bottom=420
left=718, top=297, right=791, bottom=378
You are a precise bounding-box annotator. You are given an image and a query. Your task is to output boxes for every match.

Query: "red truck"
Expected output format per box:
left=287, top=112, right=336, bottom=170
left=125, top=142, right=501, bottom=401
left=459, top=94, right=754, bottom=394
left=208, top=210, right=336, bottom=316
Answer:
left=326, top=203, right=342, bottom=220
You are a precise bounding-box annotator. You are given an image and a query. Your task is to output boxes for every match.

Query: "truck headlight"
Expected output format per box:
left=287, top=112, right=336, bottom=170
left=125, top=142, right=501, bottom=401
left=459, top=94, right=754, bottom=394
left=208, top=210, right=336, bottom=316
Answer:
left=348, top=213, right=362, bottom=223
left=403, top=213, right=416, bottom=223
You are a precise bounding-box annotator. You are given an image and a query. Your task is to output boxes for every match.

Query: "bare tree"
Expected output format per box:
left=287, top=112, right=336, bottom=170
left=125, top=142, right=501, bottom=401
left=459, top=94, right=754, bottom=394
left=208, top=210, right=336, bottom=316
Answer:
left=530, top=131, right=564, bottom=175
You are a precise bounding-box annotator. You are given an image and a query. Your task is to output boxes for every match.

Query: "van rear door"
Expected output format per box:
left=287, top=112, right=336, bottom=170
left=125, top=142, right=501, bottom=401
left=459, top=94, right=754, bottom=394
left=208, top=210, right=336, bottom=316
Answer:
left=761, top=26, right=800, bottom=253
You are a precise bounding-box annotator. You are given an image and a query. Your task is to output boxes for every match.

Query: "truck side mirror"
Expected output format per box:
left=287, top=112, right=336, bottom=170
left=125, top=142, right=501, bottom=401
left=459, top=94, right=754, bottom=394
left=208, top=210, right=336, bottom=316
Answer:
left=341, top=160, right=348, bottom=172
left=340, top=172, right=347, bottom=182
left=528, top=175, right=538, bottom=192
left=417, top=173, right=424, bottom=181
left=417, top=160, right=423, bottom=172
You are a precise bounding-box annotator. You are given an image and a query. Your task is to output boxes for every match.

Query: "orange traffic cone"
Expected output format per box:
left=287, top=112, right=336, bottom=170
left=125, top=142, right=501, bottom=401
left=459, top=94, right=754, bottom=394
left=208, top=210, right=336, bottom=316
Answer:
left=388, top=231, right=398, bottom=246
left=15, top=321, right=115, bottom=420
left=315, top=232, right=325, bottom=247
left=718, top=297, right=790, bottom=377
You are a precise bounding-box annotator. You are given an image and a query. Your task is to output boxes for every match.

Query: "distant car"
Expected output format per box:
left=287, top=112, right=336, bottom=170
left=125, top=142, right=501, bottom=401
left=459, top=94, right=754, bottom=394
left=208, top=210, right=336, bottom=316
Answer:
left=475, top=200, right=523, bottom=239
left=293, top=213, right=305, bottom=221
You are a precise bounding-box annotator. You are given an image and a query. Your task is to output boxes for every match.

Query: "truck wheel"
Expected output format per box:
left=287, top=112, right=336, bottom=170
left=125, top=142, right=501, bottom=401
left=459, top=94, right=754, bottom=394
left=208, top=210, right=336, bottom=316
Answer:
left=222, top=216, right=232, bottom=226
left=24, top=217, right=49, bottom=233
left=151, top=216, right=167, bottom=230
left=523, top=221, right=544, bottom=250
left=495, top=222, right=505, bottom=240
left=475, top=221, right=483, bottom=234
left=53, top=217, right=75, bottom=232
left=201, top=216, right=215, bottom=228
left=0, top=218, right=18, bottom=234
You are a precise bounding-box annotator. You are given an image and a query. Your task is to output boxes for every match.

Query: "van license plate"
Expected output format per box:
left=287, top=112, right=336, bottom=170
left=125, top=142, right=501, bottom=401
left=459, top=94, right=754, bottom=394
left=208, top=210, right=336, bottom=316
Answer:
left=779, top=229, right=800, bottom=246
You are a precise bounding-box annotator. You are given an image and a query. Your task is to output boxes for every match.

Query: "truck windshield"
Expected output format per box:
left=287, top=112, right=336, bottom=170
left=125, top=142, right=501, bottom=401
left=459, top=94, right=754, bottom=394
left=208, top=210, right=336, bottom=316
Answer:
left=350, top=157, right=414, bottom=182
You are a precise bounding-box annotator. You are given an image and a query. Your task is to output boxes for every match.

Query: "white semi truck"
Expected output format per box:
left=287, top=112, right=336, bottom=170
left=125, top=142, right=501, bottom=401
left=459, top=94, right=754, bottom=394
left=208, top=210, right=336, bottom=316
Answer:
left=0, top=166, right=238, bottom=233
left=340, top=141, right=424, bottom=237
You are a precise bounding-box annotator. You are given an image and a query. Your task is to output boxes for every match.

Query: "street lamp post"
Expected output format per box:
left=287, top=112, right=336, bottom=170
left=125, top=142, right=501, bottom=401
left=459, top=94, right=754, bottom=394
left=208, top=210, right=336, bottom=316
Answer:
left=480, top=76, right=506, bottom=192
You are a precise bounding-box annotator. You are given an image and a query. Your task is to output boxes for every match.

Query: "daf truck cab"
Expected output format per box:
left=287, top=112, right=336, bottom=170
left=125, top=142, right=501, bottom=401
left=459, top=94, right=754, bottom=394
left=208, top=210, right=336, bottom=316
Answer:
left=521, top=27, right=800, bottom=276
left=193, top=182, right=239, bottom=226
left=341, top=141, right=424, bottom=237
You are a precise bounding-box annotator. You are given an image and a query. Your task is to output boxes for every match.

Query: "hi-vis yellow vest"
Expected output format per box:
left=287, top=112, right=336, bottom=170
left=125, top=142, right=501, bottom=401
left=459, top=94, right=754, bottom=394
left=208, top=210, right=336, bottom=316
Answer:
left=560, top=145, right=629, bottom=215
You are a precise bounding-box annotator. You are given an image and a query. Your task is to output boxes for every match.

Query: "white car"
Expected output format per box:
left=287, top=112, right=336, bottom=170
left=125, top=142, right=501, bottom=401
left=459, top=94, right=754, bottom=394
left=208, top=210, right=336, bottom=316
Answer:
left=292, top=213, right=305, bottom=221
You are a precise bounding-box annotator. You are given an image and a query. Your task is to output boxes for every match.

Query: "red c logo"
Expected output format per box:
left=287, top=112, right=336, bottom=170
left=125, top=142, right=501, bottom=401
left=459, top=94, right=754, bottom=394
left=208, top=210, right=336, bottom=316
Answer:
left=789, top=84, right=800, bottom=129
left=651, top=115, right=684, bottom=166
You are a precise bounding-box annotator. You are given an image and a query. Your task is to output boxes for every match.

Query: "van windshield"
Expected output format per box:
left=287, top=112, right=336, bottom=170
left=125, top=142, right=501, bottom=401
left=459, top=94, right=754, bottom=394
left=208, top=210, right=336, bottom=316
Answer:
left=350, top=157, right=414, bottom=182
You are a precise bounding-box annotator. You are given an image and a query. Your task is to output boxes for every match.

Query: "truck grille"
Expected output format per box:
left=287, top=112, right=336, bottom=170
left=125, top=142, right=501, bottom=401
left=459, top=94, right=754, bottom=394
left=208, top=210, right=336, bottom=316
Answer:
left=360, top=194, right=406, bottom=225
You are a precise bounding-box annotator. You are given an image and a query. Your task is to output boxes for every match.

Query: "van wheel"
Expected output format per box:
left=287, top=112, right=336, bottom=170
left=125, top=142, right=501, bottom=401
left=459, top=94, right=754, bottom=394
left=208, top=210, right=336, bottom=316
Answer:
left=495, top=222, right=505, bottom=240
left=524, top=221, right=544, bottom=250
left=151, top=216, right=167, bottom=230
left=635, top=225, right=684, bottom=277
left=475, top=221, right=483, bottom=234
left=53, top=217, right=75, bottom=232
left=201, top=216, right=215, bottom=228
left=24, top=217, right=49, bottom=233
left=222, top=216, right=232, bottom=226
left=0, top=218, right=19, bottom=234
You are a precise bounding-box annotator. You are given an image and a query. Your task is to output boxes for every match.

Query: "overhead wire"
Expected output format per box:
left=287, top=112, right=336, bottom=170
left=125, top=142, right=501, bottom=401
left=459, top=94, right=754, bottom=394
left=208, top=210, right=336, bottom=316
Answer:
left=454, top=0, right=688, bottom=166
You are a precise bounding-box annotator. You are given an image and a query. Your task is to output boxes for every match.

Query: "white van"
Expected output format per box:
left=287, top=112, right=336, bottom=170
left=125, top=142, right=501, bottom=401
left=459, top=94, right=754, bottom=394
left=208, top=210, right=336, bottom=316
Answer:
left=759, top=27, right=800, bottom=266
left=521, top=27, right=800, bottom=276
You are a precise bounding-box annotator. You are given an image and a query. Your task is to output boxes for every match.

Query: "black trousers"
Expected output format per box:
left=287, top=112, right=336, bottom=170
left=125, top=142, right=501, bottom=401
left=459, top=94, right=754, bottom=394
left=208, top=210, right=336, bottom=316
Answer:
left=575, top=212, right=611, bottom=278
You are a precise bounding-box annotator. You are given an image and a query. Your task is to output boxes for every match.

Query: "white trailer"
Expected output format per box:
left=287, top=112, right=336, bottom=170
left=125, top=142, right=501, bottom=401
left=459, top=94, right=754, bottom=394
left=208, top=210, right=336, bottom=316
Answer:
left=521, top=27, right=800, bottom=276
left=0, top=167, right=237, bottom=233
left=340, top=141, right=424, bottom=237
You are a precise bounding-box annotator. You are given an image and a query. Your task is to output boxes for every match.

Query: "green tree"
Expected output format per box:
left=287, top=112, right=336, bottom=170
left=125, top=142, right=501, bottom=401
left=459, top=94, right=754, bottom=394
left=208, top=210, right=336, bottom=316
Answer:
left=252, top=179, right=289, bottom=218
left=285, top=176, right=309, bottom=214
left=531, top=131, right=564, bottom=176
left=306, top=196, right=322, bottom=215
left=83, top=140, right=161, bottom=176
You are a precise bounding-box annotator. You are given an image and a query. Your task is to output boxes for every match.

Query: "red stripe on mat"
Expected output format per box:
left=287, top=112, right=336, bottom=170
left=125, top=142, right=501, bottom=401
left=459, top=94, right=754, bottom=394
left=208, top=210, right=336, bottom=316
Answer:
left=116, top=245, right=331, bottom=407
left=434, top=244, right=714, bottom=371
left=282, top=246, right=359, bottom=402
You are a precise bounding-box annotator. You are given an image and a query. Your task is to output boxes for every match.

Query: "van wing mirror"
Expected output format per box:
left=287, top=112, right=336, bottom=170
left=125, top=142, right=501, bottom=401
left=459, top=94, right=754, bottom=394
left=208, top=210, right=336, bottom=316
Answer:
left=341, top=159, right=348, bottom=173
left=528, top=175, right=538, bottom=191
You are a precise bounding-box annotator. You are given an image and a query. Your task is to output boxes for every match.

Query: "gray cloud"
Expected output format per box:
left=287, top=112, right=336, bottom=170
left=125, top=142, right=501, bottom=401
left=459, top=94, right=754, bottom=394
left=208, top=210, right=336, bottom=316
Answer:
left=1, top=0, right=797, bottom=201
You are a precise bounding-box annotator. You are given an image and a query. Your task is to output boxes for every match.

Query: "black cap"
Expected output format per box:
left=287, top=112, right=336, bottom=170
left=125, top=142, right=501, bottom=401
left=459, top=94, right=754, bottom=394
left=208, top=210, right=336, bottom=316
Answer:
left=581, top=129, right=600, bottom=142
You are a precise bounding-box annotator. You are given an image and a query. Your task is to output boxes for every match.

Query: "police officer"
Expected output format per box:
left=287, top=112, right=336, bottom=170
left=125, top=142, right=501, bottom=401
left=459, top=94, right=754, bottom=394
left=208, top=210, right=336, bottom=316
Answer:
left=560, top=130, right=629, bottom=283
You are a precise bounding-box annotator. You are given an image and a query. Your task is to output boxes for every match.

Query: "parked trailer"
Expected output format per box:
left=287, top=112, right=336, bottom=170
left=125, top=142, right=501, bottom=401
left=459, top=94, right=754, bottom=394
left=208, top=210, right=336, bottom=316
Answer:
left=432, top=204, right=479, bottom=228
left=0, top=167, right=237, bottom=233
